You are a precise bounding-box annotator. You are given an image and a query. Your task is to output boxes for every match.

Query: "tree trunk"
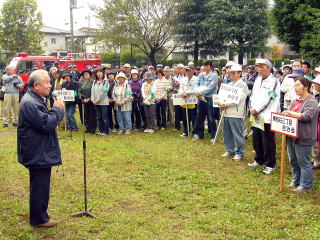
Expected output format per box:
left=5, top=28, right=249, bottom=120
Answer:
left=148, top=49, right=157, bottom=66
left=238, top=51, right=244, bottom=65
left=193, top=40, right=199, bottom=66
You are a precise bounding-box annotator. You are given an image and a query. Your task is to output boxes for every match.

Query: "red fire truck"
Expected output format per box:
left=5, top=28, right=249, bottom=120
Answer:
left=9, top=52, right=101, bottom=88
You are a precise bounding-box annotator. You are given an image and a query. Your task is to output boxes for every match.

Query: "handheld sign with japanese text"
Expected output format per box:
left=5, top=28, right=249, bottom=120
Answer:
left=271, top=112, right=298, bottom=138
left=54, top=90, right=75, bottom=102
left=173, top=93, right=198, bottom=105
left=270, top=112, right=299, bottom=192
left=217, top=83, right=243, bottom=105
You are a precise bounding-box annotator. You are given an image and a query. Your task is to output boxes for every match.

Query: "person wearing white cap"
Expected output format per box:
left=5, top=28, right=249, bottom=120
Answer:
left=222, top=61, right=234, bottom=84
left=112, top=72, right=133, bottom=134
left=311, top=75, right=320, bottom=170
left=281, top=60, right=302, bottom=110
left=148, top=66, right=157, bottom=80
left=173, top=63, right=186, bottom=130
left=123, top=63, right=131, bottom=79
left=129, top=69, right=144, bottom=130
left=219, top=64, right=249, bottom=161
left=178, top=66, right=197, bottom=137
left=248, top=58, right=280, bottom=175
left=188, top=61, right=194, bottom=68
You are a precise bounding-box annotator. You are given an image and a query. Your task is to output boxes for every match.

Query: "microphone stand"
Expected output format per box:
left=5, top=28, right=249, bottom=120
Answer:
left=71, top=102, right=96, bottom=218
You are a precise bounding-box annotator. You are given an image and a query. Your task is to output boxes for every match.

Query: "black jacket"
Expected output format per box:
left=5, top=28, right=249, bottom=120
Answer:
left=17, top=89, right=65, bottom=169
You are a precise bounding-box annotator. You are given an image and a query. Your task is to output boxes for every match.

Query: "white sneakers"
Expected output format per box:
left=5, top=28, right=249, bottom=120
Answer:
left=248, top=161, right=276, bottom=174
left=248, top=161, right=260, bottom=167
left=232, top=155, right=243, bottom=161
left=221, top=152, right=233, bottom=157
left=263, top=167, right=276, bottom=175
left=144, top=129, right=154, bottom=133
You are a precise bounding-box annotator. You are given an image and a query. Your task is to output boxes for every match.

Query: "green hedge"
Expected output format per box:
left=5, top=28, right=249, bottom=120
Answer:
left=247, top=59, right=256, bottom=66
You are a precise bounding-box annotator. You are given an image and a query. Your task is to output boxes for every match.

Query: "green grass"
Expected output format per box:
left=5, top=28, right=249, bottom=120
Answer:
left=0, top=120, right=320, bottom=240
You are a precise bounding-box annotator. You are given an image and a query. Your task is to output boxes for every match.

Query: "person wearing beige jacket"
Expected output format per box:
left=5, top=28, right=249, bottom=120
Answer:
left=112, top=72, right=133, bottom=134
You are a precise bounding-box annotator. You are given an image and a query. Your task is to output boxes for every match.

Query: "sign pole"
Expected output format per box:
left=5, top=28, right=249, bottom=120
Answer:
left=280, top=134, right=287, bottom=192
left=212, top=110, right=225, bottom=145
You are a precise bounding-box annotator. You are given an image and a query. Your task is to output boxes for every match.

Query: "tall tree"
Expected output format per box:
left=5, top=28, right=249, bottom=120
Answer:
left=175, top=0, right=219, bottom=65
left=272, top=0, right=320, bottom=64
left=96, top=0, right=177, bottom=65
left=0, top=0, right=43, bottom=55
left=204, top=0, right=270, bottom=64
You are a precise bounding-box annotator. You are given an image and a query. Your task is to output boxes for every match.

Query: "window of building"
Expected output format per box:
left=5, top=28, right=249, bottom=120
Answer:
left=51, top=38, right=56, bottom=44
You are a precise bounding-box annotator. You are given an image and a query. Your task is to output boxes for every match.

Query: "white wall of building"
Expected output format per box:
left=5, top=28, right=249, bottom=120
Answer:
left=42, top=34, right=66, bottom=54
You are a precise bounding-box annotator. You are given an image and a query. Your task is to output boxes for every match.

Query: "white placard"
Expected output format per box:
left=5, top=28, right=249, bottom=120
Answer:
left=54, top=90, right=75, bottom=102
left=172, top=93, right=198, bottom=105
left=271, top=112, right=298, bottom=138
left=217, top=83, right=243, bottom=104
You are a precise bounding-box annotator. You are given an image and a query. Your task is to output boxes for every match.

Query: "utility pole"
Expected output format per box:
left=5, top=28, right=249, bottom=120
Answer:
left=69, top=0, right=77, bottom=53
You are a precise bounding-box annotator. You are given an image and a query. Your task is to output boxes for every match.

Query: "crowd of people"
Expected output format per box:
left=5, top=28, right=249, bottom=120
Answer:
left=1, top=58, right=320, bottom=193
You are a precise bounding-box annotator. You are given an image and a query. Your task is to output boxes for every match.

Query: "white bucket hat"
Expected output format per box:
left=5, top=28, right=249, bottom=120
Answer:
left=115, top=72, right=127, bottom=80
left=312, top=75, right=320, bottom=84
left=131, top=69, right=139, bottom=75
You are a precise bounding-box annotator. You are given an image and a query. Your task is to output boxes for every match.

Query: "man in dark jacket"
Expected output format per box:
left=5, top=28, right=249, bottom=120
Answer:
left=17, top=70, right=64, bottom=228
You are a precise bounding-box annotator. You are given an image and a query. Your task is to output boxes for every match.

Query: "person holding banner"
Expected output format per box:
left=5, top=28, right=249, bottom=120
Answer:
left=248, top=59, right=280, bottom=175
left=142, top=72, right=157, bottom=133
left=192, top=60, right=219, bottom=141
left=219, top=64, right=249, bottom=161
left=91, top=68, right=110, bottom=136
left=61, top=71, right=79, bottom=132
left=282, top=77, right=318, bottom=192
left=178, top=66, right=197, bottom=137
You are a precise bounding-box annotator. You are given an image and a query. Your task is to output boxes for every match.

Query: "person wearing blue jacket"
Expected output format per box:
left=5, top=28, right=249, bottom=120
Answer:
left=17, top=70, right=65, bottom=228
left=192, top=60, right=219, bottom=141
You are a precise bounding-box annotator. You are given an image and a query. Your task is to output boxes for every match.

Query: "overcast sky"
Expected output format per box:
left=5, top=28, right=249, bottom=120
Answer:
left=0, top=0, right=104, bottom=30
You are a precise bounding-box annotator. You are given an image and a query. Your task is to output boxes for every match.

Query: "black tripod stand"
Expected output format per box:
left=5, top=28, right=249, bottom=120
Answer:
left=71, top=103, right=96, bottom=218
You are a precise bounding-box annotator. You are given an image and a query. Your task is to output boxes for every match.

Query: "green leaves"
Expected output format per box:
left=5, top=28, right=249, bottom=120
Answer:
left=96, top=0, right=177, bottom=65
left=0, top=0, right=43, bottom=55
left=272, top=0, right=320, bottom=64
left=204, top=0, right=270, bottom=64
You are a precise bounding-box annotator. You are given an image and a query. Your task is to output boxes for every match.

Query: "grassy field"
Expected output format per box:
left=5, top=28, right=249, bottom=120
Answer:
left=0, top=121, right=320, bottom=240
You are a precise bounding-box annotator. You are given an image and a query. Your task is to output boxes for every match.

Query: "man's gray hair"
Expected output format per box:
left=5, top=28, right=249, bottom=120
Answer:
left=28, top=70, right=49, bottom=88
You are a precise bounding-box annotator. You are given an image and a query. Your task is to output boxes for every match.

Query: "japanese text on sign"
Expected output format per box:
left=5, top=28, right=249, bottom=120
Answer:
left=54, top=90, right=75, bottom=102
left=217, top=83, right=243, bottom=104
left=172, top=94, right=198, bottom=105
left=271, top=112, right=298, bottom=138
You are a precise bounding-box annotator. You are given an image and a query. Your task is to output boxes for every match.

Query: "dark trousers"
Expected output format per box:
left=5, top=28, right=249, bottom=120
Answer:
left=108, top=102, right=119, bottom=130
left=95, top=105, right=109, bottom=134
left=253, top=124, right=276, bottom=168
left=156, top=100, right=167, bottom=128
left=29, top=167, right=51, bottom=225
left=174, top=105, right=183, bottom=130
left=84, top=101, right=97, bottom=133
left=77, top=102, right=83, bottom=124
left=182, top=107, right=196, bottom=135
left=193, top=98, right=216, bottom=139
left=132, top=100, right=143, bottom=129
left=144, top=104, right=156, bottom=129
